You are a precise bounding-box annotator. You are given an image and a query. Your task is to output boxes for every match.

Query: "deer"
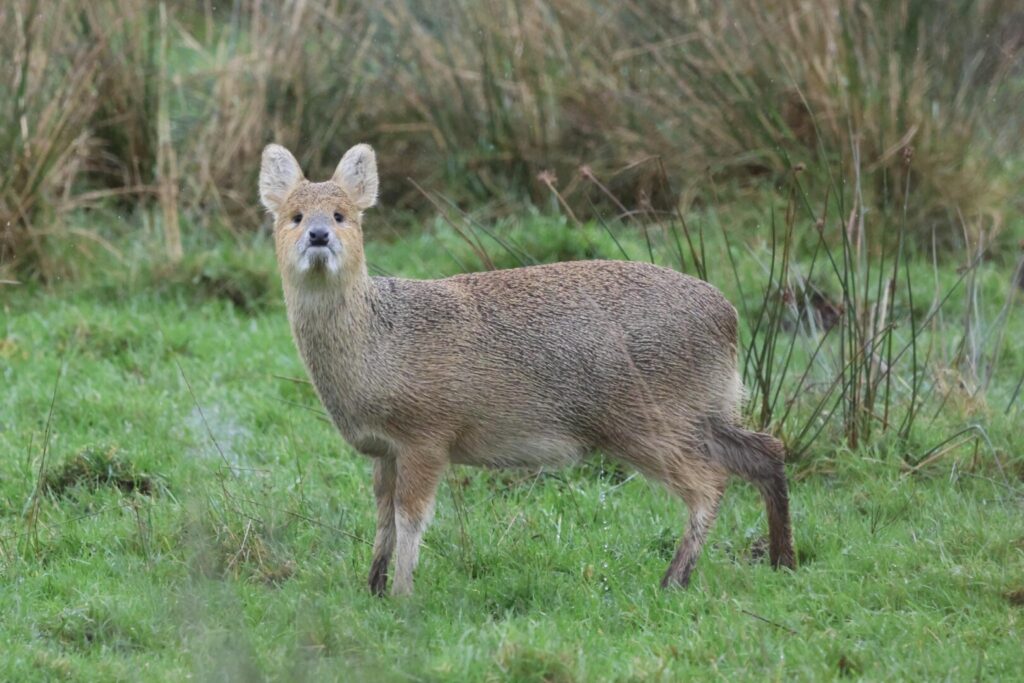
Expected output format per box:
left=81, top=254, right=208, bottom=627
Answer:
left=259, top=142, right=795, bottom=597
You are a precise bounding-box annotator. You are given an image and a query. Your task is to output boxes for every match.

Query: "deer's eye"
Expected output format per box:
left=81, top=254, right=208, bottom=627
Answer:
left=291, top=213, right=303, bottom=225
left=333, top=212, right=344, bottom=223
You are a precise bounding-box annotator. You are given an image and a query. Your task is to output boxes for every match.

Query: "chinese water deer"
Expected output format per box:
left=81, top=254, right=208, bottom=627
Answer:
left=259, top=143, right=795, bottom=596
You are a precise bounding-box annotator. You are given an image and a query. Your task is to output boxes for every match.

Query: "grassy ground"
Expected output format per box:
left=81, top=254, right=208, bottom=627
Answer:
left=1, top=217, right=1022, bottom=681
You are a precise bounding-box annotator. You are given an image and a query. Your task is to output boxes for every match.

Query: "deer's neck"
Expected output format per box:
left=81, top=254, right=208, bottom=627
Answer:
left=284, top=267, right=381, bottom=424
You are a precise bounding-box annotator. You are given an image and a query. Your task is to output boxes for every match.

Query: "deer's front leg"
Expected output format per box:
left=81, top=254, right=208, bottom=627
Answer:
left=390, top=449, right=446, bottom=597
left=368, top=457, right=397, bottom=596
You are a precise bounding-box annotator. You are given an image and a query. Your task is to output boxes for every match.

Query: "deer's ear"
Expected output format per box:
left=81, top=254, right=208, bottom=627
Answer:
left=332, top=144, right=378, bottom=211
left=259, top=144, right=303, bottom=216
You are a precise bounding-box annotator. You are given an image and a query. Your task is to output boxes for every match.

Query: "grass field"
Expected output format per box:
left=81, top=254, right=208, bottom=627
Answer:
left=2, top=215, right=1022, bottom=681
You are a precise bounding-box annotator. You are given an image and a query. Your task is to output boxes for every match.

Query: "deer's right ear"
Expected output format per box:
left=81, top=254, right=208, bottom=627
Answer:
left=259, top=144, right=303, bottom=216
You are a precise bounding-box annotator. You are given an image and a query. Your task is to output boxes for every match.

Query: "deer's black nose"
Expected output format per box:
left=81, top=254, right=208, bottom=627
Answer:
left=308, top=226, right=330, bottom=247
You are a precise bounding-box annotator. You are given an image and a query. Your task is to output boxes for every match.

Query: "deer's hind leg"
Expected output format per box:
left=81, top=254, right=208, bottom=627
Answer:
left=703, top=417, right=795, bottom=570
left=610, top=433, right=729, bottom=589
left=659, top=462, right=728, bottom=589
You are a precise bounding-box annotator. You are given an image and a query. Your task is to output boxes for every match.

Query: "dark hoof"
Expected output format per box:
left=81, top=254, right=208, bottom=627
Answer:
left=659, top=572, right=692, bottom=590
left=769, top=537, right=797, bottom=570
left=368, top=557, right=389, bottom=596
left=771, top=551, right=797, bottom=570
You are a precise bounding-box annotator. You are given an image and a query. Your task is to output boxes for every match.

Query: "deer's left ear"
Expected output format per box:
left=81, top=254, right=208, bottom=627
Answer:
left=333, top=144, right=378, bottom=211
left=260, top=144, right=304, bottom=216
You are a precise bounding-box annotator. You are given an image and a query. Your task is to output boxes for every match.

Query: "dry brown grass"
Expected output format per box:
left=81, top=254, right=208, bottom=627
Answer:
left=1, top=1, right=102, bottom=278
left=1, top=0, right=1021, bottom=277
left=371, top=0, right=1021, bottom=224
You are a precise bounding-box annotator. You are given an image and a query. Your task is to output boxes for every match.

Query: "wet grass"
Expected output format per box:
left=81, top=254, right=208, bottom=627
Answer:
left=1, top=217, right=1022, bottom=681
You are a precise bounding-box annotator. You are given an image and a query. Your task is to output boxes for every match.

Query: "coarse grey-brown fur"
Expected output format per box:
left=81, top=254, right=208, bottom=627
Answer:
left=260, top=142, right=796, bottom=596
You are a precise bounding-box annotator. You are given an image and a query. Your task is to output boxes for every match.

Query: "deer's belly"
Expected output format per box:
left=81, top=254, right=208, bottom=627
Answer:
left=449, top=430, right=589, bottom=469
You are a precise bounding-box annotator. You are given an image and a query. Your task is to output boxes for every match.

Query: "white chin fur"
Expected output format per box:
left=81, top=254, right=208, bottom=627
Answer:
left=297, top=247, right=340, bottom=275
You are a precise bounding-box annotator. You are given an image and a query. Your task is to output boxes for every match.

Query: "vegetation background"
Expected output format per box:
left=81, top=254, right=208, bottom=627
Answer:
left=1, top=0, right=1022, bottom=680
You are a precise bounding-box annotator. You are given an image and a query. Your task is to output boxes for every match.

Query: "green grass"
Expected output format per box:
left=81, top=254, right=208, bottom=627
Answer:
left=1, top=217, right=1022, bottom=681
